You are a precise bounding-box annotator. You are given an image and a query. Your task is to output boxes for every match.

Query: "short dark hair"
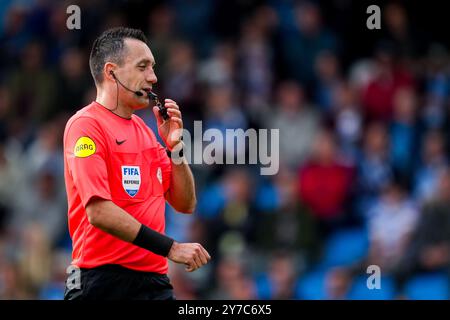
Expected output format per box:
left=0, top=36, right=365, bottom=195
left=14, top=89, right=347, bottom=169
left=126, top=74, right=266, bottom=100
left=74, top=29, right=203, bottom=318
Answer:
left=89, top=27, right=148, bottom=85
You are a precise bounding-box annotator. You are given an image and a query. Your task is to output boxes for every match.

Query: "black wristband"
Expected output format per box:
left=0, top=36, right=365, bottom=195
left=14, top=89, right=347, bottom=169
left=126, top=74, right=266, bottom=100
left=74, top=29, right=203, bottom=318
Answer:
left=133, top=224, right=174, bottom=257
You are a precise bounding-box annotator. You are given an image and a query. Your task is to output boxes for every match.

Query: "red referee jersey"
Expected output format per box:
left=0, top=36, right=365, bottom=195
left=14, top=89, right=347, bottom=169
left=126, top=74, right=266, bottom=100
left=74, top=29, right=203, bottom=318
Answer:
left=63, top=101, right=172, bottom=274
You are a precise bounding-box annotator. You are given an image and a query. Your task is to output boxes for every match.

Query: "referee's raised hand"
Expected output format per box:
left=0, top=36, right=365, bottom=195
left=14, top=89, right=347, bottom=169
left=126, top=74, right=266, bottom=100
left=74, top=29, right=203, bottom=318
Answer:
left=167, top=241, right=211, bottom=272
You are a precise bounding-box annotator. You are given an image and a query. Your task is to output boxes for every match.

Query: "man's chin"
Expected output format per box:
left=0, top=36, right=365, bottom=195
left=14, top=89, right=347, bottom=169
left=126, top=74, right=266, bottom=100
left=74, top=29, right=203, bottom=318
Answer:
left=132, top=100, right=150, bottom=110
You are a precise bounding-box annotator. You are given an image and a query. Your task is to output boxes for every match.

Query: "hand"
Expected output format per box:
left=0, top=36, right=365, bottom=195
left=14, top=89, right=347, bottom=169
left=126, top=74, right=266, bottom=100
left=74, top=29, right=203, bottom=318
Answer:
left=167, top=241, right=211, bottom=272
left=152, top=99, right=183, bottom=151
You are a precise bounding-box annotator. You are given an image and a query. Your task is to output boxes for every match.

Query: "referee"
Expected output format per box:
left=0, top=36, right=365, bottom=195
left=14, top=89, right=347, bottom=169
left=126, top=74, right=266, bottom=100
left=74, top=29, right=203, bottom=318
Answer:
left=63, top=27, right=210, bottom=300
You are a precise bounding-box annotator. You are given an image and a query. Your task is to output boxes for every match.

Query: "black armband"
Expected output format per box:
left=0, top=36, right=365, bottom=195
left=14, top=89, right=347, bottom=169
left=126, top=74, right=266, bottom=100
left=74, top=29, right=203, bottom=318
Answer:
left=133, top=224, right=174, bottom=257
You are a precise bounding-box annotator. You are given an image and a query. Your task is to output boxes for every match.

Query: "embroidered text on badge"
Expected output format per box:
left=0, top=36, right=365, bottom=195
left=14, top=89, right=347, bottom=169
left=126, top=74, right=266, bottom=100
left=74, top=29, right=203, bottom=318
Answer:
left=121, top=166, right=141, bottom=197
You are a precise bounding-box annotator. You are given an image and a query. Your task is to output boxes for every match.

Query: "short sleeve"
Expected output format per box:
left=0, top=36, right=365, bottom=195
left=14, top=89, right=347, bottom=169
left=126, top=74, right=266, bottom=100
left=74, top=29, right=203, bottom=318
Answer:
left=64, top=117, right=112, bottom=207
left=157, top=143, right=172, bottom=194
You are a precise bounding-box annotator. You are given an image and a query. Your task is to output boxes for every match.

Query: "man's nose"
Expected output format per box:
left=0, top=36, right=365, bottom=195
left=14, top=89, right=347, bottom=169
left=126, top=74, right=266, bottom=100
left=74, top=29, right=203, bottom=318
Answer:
left=147, top=70, right=157, bottom=84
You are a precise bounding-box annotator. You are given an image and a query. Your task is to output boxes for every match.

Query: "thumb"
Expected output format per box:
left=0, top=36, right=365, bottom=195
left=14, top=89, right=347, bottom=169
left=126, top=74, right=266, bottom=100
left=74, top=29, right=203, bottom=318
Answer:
left=152, top=106, right=163, bottom=126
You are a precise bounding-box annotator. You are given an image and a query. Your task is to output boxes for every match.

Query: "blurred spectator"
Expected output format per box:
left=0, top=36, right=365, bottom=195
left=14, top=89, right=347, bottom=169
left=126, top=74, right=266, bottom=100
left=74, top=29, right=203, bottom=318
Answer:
left=8, top=41, right=57, bottom=126
left=0, top=4, right=30, bottom=71
left=277, top=1, right=338, bottom=88
left=204, top=84, right=247, bottom=130
left=47, top=0, right=82, bottom=63
left=198, top=42, right=237, bottom=88
left=0, top=137, right=26, bottom=232
left=209, top=255, right=256, bottom=300
left=355, top=122, right=393, bottom=220
left=314, top=50, right=342, bottom=113
left=332, top=81, right=363, bottom=162
left=298, top=129, right=354, bottom=235
left=23, top=118, right=64, bottom=179
left=168, top=263, right=199, bottom=300
left=171, top=0, right=215, bottom=57
left=162, top=41, right=197, bottom=109
left=237, top=6, right=277, bottom=121
left=348, top=58, right=377, bottom=97
left=383, top=2, right=424, bottom=59
left=18, top=223, right=52, bottom=297
left=146, top=4, right=175, bottom=75
left=0, top=0, right=15, bottom=32
left=55, top=47, right=91, bottom=114
left=367, top=180, right=419, bottom=273
left=361, top=42, right=414, bottom=121
left=7, top=161, right=67, bottom=247
left=413, top=129, right=448, bottom=204
left=423, top=44, right=449, bottom=130
left=39, top=249, right=71, bottom=299
left=198, top=168, right=256, bottom=259
left=389, top=87, right=421, bottom=185
left=202, top=84, right=248, bottom=164
left=254, top=168, right=319, bottom=261
left=324, top=267, right=352, bottom=300
left=257, top=251, right=298, bottom=300
left=0, top=260, right=29, bottom=299
left=266, top=81, right=321, bottom=169
left=396, top=168, right=450, bottom=285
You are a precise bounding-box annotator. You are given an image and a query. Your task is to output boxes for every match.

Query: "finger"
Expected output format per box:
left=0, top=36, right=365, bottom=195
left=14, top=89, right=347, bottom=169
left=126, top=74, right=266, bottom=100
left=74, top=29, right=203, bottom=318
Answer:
left=196, top=247, right=208, bottom=265
left=164, top=99, right=180, bottom=110
left=169, top=117, right=183, bottom=127
left=184, top=259, right=193, bottom=272
left=166, top=108, right=181, bottom=118
left=164, top=101, right=179, bottom=107
left=199, top=252, right=208, bottom=265
left=152, top=106, right=163, bottom=126
left=165, top=106, right=180, bottom=115
left=200, top=246, right=211, bottom=261
left=164, top=99, right=178, bottom=108
left=169, top=116, right=182, bottom=123
left=195, top=245, right=209, bottom=264
left=188, top=258, right=199, bottom=272
left=193, top=254, right=203, bottom=268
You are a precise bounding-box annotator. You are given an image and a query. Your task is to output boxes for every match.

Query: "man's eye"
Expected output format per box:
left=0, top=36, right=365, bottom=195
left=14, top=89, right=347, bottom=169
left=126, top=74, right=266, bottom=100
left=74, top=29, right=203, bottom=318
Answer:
left=138, top=66, right=146, bottom=70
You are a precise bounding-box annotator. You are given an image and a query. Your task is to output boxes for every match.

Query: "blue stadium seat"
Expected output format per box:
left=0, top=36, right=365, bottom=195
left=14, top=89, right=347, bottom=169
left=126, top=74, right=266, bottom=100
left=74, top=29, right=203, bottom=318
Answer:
left=295, top=270, right=327, bottom=300
left=347, top=275, right=397, bottom=300
left=39, top=284, right=64, bottom=300
left=255, top=273, right=272, bottom=300
left=319, top=228, right=369, bottom=268
left=197, top=184, right=226, bottom=219
left=404, top=273, right=449, bottom=300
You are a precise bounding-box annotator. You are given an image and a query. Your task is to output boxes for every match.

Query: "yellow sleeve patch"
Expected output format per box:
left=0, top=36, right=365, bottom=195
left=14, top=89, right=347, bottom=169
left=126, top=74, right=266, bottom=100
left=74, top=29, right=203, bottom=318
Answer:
left=74, top=136, right=96, bottom=158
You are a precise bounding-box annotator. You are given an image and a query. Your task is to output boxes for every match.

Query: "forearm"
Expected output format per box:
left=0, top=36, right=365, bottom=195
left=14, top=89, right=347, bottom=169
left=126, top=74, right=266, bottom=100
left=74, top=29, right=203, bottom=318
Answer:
left=157, top=100, right=196, bottom=213
left=86, top=198, right=174, bottom=256
left=86, top=199, right=141, bottom=242
left=167, top=158, right=196, bottom=213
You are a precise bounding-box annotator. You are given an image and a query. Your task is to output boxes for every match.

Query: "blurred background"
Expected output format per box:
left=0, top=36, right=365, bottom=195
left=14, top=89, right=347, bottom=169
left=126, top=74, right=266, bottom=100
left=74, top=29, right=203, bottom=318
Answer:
left=0, top=0, right=449, bottom=300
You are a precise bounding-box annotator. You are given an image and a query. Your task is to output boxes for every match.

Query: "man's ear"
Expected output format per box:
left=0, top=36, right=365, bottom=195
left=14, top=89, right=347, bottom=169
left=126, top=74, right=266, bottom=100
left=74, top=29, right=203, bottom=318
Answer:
left=104, top=62, right=116, bottom=81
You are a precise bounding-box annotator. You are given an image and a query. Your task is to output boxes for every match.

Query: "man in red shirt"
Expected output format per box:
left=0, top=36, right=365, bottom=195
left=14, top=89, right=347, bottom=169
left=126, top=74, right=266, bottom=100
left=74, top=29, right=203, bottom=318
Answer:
left=63, top=27, right=210, bottom=300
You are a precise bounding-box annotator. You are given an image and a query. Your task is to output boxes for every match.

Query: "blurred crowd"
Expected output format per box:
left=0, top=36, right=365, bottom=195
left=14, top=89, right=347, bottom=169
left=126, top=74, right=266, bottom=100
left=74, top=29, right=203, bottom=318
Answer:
left=0, top=0, right=449, bottom=299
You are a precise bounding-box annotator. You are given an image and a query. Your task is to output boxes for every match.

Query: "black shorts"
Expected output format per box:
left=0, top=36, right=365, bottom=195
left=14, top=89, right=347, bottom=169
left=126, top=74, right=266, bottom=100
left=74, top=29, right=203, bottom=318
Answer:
left=64, top=264, right=175, bottom=300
